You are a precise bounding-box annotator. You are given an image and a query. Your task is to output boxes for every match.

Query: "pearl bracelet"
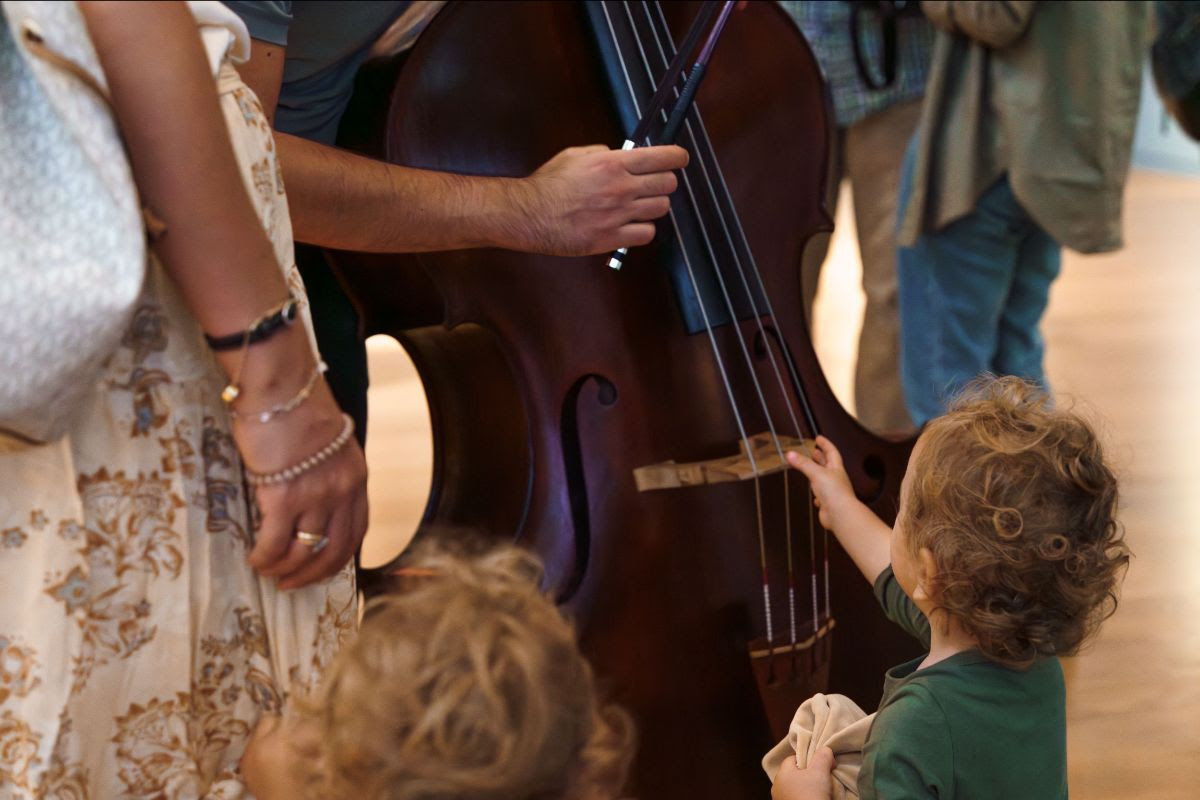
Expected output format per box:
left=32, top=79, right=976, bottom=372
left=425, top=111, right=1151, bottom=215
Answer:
left=245, top=413, right=355, bottom=487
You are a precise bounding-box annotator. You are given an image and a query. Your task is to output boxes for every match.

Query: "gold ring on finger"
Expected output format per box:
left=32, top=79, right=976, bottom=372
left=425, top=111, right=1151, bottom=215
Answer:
left=295, top=530, right=329, bottom=554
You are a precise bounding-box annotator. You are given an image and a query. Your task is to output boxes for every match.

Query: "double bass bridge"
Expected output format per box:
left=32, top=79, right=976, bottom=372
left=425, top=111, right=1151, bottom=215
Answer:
left=632, top=431, right=813, bottom=492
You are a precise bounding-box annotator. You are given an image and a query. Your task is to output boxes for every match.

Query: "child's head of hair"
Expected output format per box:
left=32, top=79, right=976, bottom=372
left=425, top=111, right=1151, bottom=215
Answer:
left=301, top=540, right=634, bottom=800
left=899, top=376, right=1130, bottom=669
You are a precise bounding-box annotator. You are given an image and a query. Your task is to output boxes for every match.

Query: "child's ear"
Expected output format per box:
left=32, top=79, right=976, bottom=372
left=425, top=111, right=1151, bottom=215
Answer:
left=912, top=547, right=939, bottom=602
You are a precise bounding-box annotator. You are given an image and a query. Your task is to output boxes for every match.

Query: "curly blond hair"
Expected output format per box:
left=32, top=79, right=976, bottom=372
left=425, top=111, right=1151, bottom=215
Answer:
left=902, top=376, right=1130, bottom=669
left=300, top=541, right=634, bottom=800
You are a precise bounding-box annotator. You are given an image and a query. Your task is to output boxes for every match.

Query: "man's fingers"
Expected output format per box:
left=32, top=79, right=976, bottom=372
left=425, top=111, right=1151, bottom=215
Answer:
left=248, top=714, right=280, bottom=743
left=612, top=221, right=657, bottom=249
left=630, top=170, right=678, bottom=199
left=626, top=195, right=671, bottom=221
left=621, top=144, right=689, bottom=174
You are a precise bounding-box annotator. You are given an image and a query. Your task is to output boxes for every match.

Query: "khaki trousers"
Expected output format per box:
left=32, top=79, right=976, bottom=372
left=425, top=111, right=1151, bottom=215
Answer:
left=803, top=98, right=922, bottom=435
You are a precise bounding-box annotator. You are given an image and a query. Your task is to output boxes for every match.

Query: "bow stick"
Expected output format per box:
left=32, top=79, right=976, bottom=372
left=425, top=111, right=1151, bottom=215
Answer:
left=607, top=0, right=737, bottom=270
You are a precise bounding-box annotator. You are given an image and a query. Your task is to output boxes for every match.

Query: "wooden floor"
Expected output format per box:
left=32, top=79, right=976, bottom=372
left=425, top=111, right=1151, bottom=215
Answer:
left=359, top=168, right=1200, bottom=799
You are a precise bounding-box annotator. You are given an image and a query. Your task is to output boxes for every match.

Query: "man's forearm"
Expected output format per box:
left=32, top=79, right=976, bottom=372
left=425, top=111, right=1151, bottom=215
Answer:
left=278, top=132, right=685, bottom=257
left=236, top=29, right=685, bottom=258
left=279, top=131, right=517, bottom=253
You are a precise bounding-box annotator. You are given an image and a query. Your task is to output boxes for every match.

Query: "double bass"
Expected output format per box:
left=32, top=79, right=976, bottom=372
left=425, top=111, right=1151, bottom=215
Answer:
left=332, top=2, right=920, bottom=797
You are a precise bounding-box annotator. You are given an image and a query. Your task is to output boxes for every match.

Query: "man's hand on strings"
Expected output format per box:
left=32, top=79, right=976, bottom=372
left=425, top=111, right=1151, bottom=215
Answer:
left=787, top=436, right=856, bottom=532
left=511, top=144, right=688, bottom=256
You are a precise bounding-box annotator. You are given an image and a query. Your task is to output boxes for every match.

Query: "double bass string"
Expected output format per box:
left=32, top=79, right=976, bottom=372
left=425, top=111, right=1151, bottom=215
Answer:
left=629, top=2, right=719, bottom=146
left=601, top=0, right=780, bottom=646
left=606, top=2, right=721, bottom=271
left=637, top=2, right=813, bottom=650
left=627, top=0, right=809, bottom=652
left=637, top=5, right=807, bottom=471
left=596, top=1, right=760, bottom=484
left=622, top=1, right=786, bottom=459
left=655, top=13, right=832, bottom=646
left=642, top=2, right=830, bottom=648
left=620, top=0, right=808, bottom=654
left=656, top=8, right=834, bottom=640
left=636, top=2, right=814, bottom=654
left=638, top=3, right=802, bottom=443
left=645, top=5, right=819, bottom=440
left=640, top=8, right=836, bottom=632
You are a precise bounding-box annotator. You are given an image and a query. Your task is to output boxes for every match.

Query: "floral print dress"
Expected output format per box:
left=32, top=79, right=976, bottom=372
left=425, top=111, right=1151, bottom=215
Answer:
left=0, top=55, right=355, bottom=798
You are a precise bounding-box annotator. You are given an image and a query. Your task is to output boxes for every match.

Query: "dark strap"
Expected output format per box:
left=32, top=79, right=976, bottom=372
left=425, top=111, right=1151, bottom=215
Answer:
left=204, top=298, right=298, bottom=351
left=848, top=1, right=919, bottom=91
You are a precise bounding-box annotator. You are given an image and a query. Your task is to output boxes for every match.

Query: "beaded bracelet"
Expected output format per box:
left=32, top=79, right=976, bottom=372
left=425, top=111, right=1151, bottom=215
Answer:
left=245, top=413, right=355, bottom=487
left=229, top=361, right=328, bottom=424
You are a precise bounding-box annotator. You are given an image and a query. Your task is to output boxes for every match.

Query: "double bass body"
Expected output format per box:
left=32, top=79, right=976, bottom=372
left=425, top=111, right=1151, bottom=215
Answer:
left=332, top=3, right=919, bottom=797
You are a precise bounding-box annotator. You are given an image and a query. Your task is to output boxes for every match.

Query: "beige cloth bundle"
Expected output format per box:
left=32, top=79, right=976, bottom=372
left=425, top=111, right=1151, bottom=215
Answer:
left=762, top=693, right=876, bottom=799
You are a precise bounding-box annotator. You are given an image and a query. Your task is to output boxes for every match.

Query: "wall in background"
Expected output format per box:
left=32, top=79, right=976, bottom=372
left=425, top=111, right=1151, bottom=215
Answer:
left=1133, top=66, right=1200, bottom=176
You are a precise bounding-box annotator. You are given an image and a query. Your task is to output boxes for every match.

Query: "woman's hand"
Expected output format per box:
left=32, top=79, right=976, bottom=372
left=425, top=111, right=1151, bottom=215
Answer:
left=786, top=436, right=856, bottom=532
left=771, top=747, right=835, bottom=800
left=223, top=331, right=368, bottom=591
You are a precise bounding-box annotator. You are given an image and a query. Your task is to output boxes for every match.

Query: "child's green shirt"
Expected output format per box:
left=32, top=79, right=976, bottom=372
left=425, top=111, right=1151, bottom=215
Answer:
left=858, top=567, right=1068, bottom=800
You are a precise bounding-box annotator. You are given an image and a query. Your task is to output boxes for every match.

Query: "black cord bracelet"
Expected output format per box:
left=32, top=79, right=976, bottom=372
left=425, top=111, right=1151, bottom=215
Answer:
left=204, top=298, right=298, bottom=351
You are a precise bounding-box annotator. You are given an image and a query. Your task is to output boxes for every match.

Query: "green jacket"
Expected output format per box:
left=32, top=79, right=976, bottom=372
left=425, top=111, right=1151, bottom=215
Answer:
left=898, top=1, right=1150, bottom=254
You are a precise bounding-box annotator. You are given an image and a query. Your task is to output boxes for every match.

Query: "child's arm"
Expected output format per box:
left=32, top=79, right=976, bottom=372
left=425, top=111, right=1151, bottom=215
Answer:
left=240, top=714, right=322, bottom=798
left=787, top=437, right=892, bottom=585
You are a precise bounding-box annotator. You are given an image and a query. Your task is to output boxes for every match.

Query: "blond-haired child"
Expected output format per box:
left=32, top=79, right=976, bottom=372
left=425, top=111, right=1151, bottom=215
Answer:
left=774, top=376, right=1129, bottom=799
left=240, top=543, right=633, bottom=800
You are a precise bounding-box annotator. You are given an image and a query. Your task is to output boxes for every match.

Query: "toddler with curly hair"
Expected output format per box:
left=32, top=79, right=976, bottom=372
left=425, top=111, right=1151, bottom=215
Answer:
left=774, top=376, right=1130, bottom=799
left=239, top=542, right=634, bottom=800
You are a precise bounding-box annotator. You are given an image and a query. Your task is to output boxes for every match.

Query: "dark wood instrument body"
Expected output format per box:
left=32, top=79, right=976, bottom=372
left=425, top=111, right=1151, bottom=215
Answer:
left=333, top=3, right=920, bottom=797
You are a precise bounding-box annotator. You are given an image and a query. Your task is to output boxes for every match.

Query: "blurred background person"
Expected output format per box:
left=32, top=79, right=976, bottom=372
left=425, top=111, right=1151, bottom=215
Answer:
left=1151, top=0, right=1200, bottom=142
left=782, top=0, right=934, bottom=435
left=895, top=0, right=1150, bottom=426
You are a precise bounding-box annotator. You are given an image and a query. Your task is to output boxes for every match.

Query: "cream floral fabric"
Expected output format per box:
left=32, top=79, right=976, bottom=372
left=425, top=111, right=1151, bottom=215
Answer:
left=0, top=62, right=355, bottom=798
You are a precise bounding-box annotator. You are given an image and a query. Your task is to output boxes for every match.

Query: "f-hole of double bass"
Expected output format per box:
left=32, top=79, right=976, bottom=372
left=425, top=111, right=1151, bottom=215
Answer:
left=748, top=325, right=807, bottom=439
left=558, top=374, right=619, bottom=603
